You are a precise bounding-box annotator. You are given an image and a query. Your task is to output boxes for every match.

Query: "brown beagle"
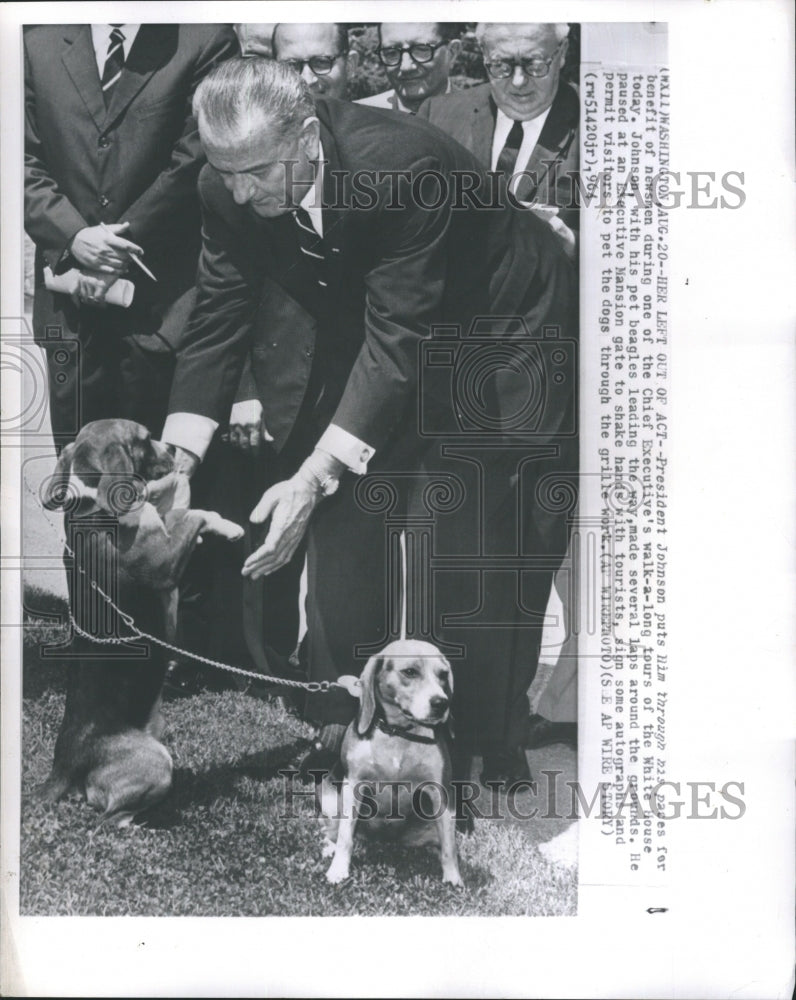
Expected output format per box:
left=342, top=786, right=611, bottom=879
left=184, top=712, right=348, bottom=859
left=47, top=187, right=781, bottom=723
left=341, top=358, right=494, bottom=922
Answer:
left=320, top=639, right=463, bottom=886
left=37, top=419, right=243, bottom=826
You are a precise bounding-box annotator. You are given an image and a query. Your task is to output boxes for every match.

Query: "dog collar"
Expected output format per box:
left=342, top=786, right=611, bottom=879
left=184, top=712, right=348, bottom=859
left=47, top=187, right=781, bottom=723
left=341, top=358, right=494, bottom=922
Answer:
left=375, top=717, right=438, bottom=744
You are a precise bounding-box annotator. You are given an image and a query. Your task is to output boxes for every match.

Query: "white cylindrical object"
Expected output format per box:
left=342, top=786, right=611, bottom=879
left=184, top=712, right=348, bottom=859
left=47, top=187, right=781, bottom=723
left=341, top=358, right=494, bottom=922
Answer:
left=43, top=267, right=135, bottom=308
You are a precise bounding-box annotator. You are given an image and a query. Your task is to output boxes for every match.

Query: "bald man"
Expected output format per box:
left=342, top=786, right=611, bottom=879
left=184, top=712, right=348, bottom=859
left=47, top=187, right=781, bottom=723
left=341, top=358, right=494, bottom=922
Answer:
left=418, top=22, right=579, bottom=245
left=272, top=23, right=357, bottom=100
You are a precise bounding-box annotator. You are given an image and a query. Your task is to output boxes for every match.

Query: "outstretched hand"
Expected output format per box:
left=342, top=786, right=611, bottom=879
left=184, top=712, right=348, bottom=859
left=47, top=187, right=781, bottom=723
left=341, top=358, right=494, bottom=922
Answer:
left=241, top=472, right=321, bottom=579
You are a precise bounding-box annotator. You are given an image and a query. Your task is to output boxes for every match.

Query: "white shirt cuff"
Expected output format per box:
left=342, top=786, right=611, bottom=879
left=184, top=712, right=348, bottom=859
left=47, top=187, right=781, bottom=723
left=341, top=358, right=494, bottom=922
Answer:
left=161, top=412, right=219, bottom=462
left=317, top=424, right=375, bottom=474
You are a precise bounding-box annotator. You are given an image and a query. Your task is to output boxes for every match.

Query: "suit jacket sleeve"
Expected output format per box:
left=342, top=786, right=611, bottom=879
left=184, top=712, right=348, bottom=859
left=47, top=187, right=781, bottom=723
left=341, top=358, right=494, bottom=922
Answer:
left=24, top=42, right=89, bottom=268
left=122, top=27, right=236, bottom=251
left=167, top=171, right=261, bottom=423
left=331, top=157, right=453, bottom=451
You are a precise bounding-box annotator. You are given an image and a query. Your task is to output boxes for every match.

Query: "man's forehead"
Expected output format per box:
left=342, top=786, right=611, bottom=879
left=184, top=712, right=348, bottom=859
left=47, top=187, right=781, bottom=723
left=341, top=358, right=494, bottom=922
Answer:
left=202, top=120, right=281, bottom=164
left=274, top=23, right=339, bottom=54
left=482, top=25, right=558, bottom=53
left=380, top=22, right=443, bottom=45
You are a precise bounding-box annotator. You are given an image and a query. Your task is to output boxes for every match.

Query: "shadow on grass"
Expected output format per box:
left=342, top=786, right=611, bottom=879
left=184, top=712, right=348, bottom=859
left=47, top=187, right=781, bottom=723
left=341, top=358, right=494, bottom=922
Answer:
left=145, top=739, right=314, bottom=829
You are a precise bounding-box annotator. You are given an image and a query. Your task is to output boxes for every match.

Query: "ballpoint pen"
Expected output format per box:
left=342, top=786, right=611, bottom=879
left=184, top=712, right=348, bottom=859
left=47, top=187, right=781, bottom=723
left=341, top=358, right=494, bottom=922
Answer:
left=100, top=221, right=158, bottom=281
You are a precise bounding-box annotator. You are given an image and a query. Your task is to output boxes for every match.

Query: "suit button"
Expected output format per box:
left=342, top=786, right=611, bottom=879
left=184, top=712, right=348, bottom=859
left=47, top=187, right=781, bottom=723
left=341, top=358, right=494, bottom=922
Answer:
left=304, top=348, right=314, bottom=358
left=98, top=136, right=110, bottom=148
left=99, top=195, right=110, bottom=207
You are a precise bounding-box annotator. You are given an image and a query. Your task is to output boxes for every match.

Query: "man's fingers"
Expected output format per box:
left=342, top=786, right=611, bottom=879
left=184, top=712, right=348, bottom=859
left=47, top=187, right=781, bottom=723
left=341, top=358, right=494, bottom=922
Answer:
left=106, top=235, right=144, bottom=255
left=229, top=425, right=247, bottom=451
left=248, top=425, right=261, bottom=451
left=105, top=222, right=131, bottom=232
left=249, top=487, right=280, bottom=524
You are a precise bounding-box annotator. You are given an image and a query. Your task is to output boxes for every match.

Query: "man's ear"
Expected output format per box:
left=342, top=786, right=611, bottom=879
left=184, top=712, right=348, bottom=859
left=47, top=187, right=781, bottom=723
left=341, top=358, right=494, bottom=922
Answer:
left=356, top=655, right=381, bottom=735
left=346, top=49, right=359, bottom=76
left=558, top=38, right=569, bottom=68
left=298, top=116, right=321, bottom=158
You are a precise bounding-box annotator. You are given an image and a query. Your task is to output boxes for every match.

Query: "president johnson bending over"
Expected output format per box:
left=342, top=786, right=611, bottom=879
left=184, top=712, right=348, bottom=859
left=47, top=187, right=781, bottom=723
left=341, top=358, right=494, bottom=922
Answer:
left=162, top=57, right=576, bottom=788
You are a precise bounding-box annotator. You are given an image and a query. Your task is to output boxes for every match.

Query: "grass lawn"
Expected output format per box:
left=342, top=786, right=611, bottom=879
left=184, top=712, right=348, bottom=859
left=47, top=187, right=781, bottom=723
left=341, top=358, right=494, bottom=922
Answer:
left=20, top=616, right=577, bottom=917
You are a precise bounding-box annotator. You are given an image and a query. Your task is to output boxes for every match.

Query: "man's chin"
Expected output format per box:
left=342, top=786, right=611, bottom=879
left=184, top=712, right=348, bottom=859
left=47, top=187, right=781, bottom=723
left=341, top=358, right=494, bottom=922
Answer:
left=249, top=201, right=288, bottom=218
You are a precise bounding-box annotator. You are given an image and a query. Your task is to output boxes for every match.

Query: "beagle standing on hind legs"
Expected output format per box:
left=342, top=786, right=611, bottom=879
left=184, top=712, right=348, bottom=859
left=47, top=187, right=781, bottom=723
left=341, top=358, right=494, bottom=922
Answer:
left=320, top=639, right=464, bottom=887
left=38, top=419, right=243, bottom=826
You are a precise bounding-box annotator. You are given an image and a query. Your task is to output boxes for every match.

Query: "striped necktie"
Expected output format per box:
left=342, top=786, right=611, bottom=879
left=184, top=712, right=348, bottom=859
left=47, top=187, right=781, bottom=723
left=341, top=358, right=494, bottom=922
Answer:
left=496, top=119, right=525, bottom=175
left=101, top=26, right=126, bottom=107
left=293, top=207, right=327, bottom=290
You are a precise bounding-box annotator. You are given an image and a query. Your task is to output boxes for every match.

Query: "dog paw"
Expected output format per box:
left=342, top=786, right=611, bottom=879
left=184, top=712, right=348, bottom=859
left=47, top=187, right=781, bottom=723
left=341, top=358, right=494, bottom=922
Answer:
left=201, top=513, right=244, bottom=541
left=442, top=869, right=464, bottom=888
left=321, top=839, right=337, bottom=859
left=325, top=861, right=350, bottom=884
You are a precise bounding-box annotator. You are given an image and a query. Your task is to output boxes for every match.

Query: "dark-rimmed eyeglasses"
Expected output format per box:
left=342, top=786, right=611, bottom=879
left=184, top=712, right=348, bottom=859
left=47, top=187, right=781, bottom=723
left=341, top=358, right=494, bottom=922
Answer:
left=279, top=54, right=343, bottom=76
left=484, top=43, right=564, bottom=80
left=377, top=41, right=447, bottom=67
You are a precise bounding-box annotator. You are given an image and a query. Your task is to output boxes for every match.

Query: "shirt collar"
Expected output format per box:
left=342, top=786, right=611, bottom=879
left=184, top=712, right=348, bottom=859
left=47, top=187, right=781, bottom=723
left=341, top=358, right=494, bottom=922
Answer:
left=298, top=140, right=325, bottom=238
left=394, top=78, right=453, bottom=113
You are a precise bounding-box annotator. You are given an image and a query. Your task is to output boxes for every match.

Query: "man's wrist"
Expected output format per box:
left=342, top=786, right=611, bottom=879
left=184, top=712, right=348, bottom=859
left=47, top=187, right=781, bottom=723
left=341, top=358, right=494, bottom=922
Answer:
left=296, top=449, right=345, bottom=497
left=168, top=444, right=200, bottom=478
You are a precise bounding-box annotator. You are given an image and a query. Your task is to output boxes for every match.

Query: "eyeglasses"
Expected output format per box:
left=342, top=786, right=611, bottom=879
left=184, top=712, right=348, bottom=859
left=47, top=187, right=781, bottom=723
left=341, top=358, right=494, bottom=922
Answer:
left=279, top=54, right=343, bottom=76
left=377, top=41, right=447, bottom=67
left=484, top=43, right=564, bottom=80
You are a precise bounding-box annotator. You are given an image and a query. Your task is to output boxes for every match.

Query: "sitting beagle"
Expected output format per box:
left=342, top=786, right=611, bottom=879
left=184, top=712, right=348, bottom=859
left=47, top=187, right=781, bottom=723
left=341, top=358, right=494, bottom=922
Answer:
left=319, top=639, right=464, bottom=887
left=38, top=419, right=243, bottom=826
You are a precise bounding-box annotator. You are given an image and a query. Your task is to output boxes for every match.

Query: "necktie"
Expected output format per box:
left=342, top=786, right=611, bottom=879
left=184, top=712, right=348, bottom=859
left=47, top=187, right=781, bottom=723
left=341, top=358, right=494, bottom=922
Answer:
left=101, top=26, right=126, bottom=107
left=495, top=119, right=525, bottom=175
left=293, top=207, right=327, bottom=290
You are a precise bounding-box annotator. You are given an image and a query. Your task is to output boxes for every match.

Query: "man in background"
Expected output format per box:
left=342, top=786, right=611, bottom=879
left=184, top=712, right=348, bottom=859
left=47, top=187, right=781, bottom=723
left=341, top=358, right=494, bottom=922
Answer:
left=418, top=22, right=578, bottom=246
left=272, top=23, right=357, bottom=100
left=359, top=22, right=461, bottom=113
left=24, top=22, right=236, bottom=449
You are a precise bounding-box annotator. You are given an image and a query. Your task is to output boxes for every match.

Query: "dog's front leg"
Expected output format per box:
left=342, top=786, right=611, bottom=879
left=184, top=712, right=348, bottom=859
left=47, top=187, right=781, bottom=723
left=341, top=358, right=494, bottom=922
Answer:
left=436, top=807, right=464, bottom=887
left=194, top=510, right=245, bottom=542
left=326, top=777, right=358, bottom=884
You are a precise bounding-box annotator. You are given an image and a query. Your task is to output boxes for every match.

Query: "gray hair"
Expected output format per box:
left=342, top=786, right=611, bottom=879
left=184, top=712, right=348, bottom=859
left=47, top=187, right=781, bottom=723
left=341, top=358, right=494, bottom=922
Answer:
left=193, top=57, right=315, bottom=143
left=475, top=22, right=570, bottom=46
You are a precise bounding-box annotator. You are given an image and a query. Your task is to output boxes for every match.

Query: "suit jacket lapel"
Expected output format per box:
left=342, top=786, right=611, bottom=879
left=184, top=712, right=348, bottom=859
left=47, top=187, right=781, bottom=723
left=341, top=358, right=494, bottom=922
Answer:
left=519, top=84, right=579, bottom=200
left=471, top=85, right=496, bottom=167
left=318, top=116, right=350, bottom=297
left=104, top=25, right=177, bottom=126
left=61, top=26, right=106, bottom=132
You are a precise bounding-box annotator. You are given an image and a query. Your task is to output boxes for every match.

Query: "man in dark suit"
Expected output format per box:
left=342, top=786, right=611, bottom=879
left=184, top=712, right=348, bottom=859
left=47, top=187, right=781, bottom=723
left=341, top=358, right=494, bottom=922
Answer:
left=162, top=58, right=576, bottom=783
left=417, top=22, right=579, bottom=251
left=24, top=23, right=236, bottom=448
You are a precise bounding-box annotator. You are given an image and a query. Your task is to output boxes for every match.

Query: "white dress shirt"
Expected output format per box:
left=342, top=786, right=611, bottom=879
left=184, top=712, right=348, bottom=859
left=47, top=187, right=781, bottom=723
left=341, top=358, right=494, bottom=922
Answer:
left=90, top=24, right=141, bottom=77
left=162, top=142, right=376, bottom=474
left=490, top=104, right=552, bottom=194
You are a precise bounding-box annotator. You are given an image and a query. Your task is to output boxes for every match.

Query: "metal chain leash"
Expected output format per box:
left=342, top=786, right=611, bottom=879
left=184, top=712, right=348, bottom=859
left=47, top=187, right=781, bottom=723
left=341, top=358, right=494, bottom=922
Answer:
left=27, top=478, right=343, bottom=694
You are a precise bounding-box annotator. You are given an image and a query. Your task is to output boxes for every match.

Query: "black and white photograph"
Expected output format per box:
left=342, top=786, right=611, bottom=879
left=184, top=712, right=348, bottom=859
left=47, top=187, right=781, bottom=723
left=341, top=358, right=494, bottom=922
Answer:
left=1, top=1, right=793, bottom=997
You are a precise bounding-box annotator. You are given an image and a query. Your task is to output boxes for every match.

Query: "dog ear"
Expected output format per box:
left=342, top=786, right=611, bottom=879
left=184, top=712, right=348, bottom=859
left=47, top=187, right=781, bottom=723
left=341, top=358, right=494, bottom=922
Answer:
left=444, top=712, right=456, bottom=743
left=441, top=656, right=455, bottom=741
left=95, top=443, right=145, bottom=517
left=356, top=655, right=382, bottom=735
left=42, top=443, right=76, bottom=510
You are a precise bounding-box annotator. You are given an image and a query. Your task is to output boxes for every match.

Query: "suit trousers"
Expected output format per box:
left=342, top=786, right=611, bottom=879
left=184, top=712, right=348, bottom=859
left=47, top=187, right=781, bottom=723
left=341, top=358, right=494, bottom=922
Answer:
left=41, top=308, right=176, bottom=448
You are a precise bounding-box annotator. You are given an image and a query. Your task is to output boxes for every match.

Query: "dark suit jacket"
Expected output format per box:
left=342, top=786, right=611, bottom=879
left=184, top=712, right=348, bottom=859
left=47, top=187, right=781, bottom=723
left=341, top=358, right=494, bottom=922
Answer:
left=170, top=99, right=497, bottom=455
left=417, top=81, right=579, bottom=229
left=169, top=99, right=576, bottom=470
left=24, top=24, right=236, bottom=347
